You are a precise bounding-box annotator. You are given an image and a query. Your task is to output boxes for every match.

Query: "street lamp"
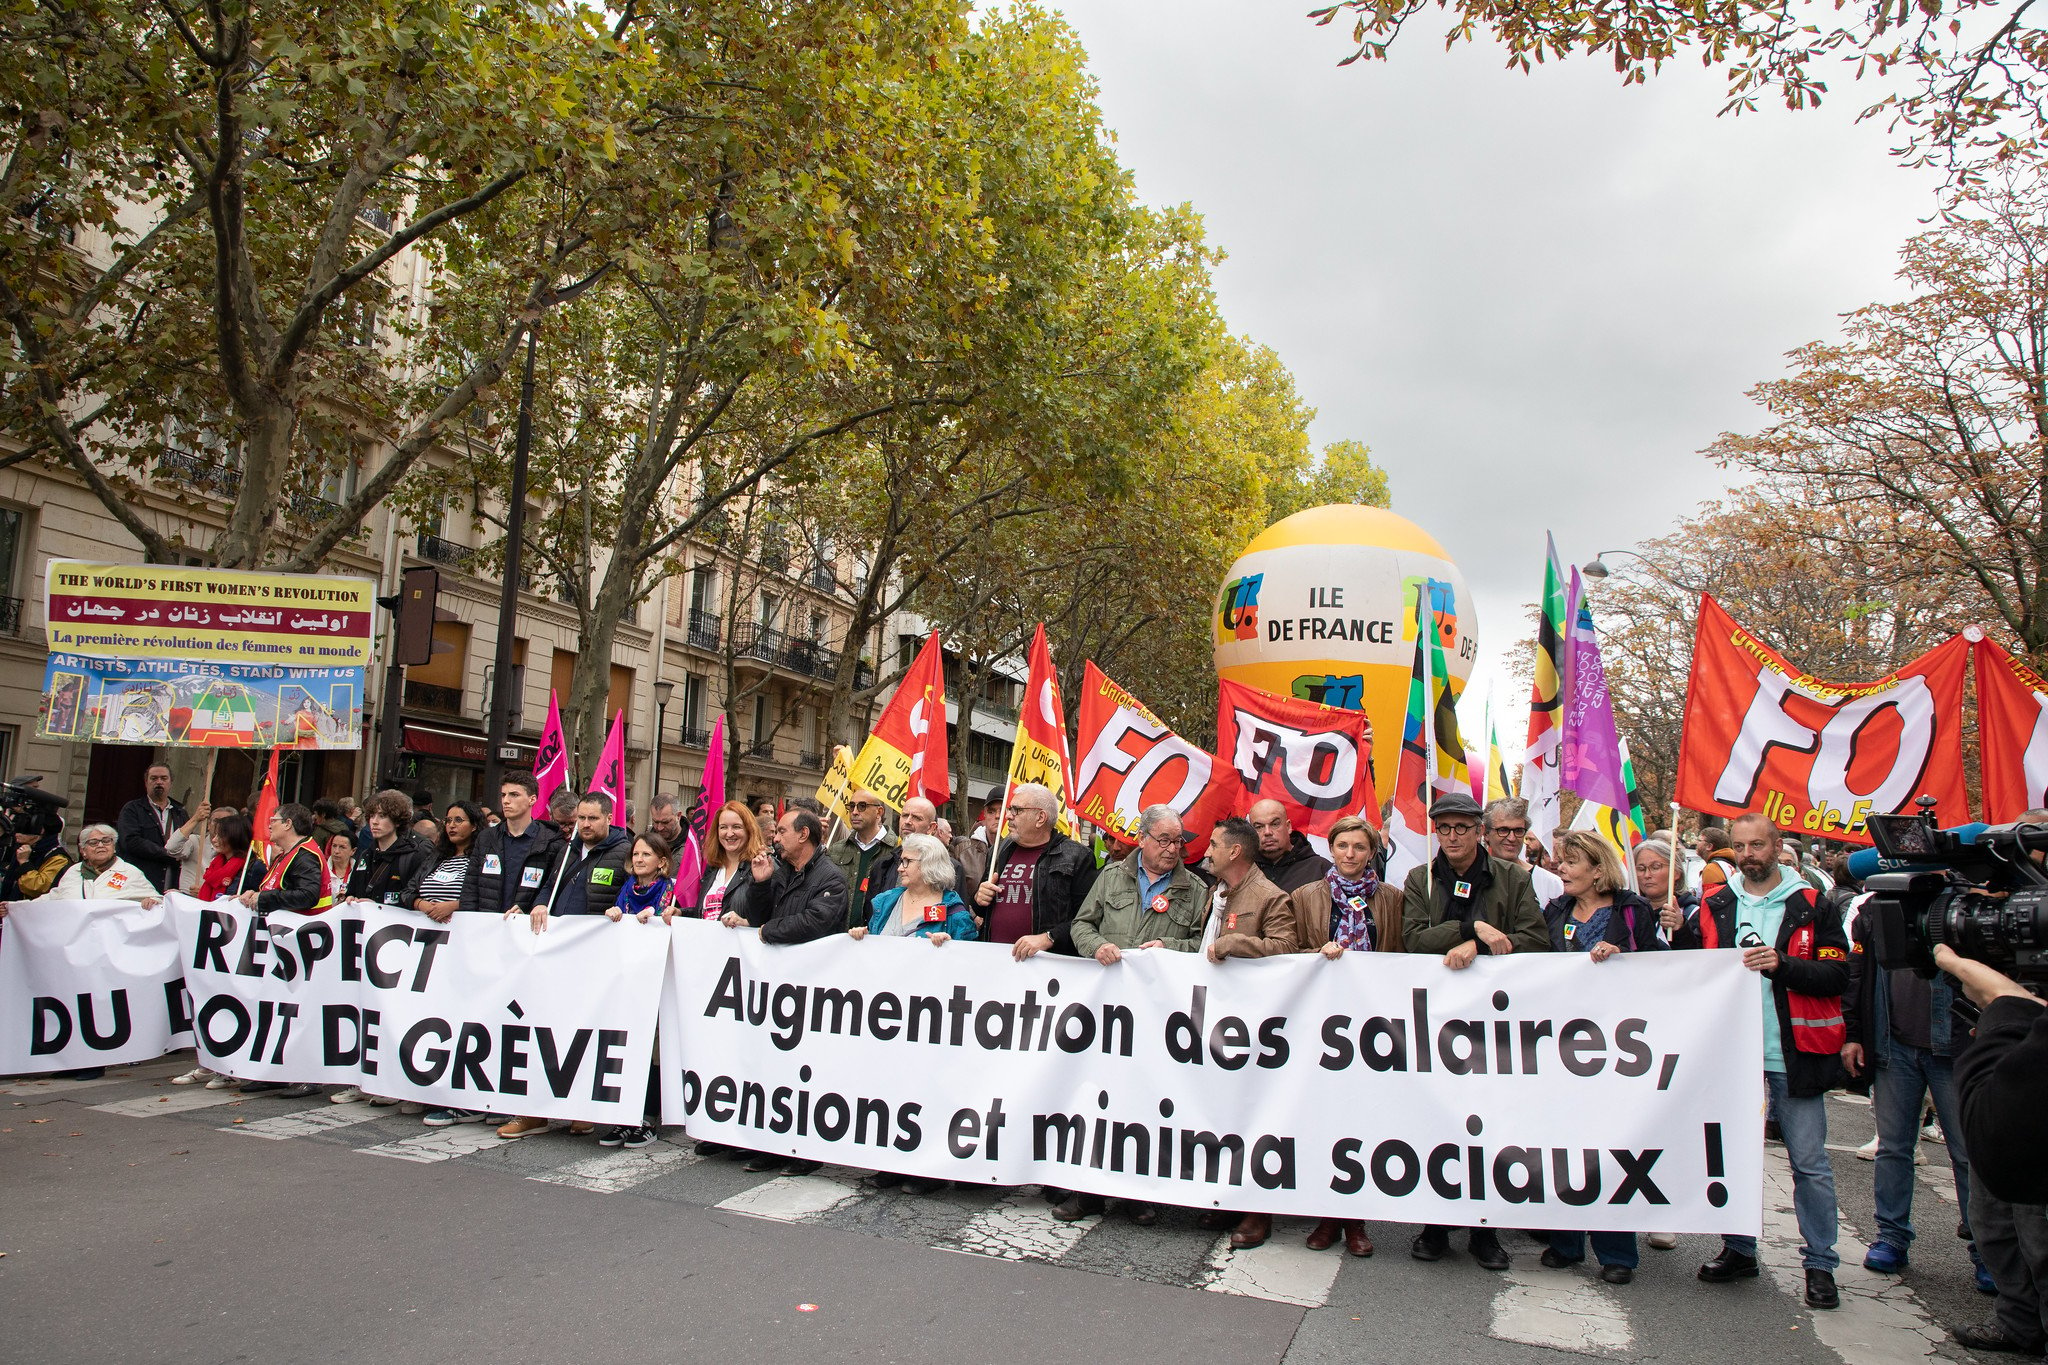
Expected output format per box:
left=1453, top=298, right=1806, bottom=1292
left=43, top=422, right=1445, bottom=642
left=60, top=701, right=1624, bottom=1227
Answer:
left=652, top=678, right=674, bottom=806
left=1581, top=549, right=1651, bottom=579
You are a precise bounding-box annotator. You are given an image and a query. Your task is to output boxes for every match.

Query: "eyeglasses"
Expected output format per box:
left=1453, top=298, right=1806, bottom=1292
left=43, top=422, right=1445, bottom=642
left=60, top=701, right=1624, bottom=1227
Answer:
left=81, top=836, right=114, bottom=847
left=1491, top=824, right=1528, bottom=838
left=847, top=801, right=880, bottom=812
left=1438, top=822, right=1478, bottom=836
left=1144, top=831, right=1187, bottom=846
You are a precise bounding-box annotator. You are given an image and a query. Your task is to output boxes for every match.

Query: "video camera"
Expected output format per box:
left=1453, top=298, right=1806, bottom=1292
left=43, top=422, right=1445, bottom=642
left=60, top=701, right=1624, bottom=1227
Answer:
left=0, top=778, right=67, bottom=839
left=1863, top=800, right=2048, bottom=983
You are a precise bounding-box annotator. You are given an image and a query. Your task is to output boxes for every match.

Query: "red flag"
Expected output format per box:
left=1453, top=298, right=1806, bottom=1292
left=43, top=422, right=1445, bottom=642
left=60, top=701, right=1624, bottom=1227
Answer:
left=1003, top=624, right=1074, bottom=834
left=850, top=632, right=949, bottom=810
left=1214, top=678, right=1376, bottom=844
left=1072, top=662, right=1232, bottom=856
left=1674, top=595, right=1970, bottom=843
left=1972, top=634, right=2048, bottom=823
left=238, top=747, right=283, bottom=897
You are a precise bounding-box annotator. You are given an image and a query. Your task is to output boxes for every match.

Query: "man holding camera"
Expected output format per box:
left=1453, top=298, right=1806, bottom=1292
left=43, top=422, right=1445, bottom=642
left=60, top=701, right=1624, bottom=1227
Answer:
left=1691, top=813, right=1849, bottom=1311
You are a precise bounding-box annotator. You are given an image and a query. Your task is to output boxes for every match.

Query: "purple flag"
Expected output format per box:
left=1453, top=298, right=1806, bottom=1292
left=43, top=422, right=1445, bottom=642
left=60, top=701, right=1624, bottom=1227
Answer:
left=672, top=714, right=725, bottom=909
left=534, top=690, right=569, bottom=812
left=1559, top=566, right=1631, bottom=814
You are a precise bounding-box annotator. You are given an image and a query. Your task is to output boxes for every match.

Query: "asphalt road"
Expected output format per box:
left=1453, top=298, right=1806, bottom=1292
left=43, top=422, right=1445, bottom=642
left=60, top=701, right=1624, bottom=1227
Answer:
left=0, top=1058, right=2002, bottom=1365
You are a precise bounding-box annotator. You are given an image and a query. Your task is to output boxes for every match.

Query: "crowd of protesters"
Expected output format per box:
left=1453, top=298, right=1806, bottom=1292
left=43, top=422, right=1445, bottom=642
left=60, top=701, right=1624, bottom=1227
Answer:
left=5, top=766, right=2042, bottom=1354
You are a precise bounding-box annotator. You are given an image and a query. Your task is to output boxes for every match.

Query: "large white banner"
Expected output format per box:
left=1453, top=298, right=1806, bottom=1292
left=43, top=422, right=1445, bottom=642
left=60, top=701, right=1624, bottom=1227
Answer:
left=661, top=923, right=1765, bottom=1234
left=167, top=894, right=669, bottom=1126
left=0, top=899, right=193, bottom=1072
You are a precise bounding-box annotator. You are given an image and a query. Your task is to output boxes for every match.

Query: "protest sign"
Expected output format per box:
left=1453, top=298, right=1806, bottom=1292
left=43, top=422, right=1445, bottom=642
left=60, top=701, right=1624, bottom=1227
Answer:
left=39, top=559, right=372, bottom=748
left=167, top=894, right=669, bottom=1125
left=1676, top=595, right=1970, bottom=842
left=659, top=921, right=1764, bottom=1232
left=0, top=899, right=193, bottom=1072
left=1214, top=678, right=1376, bottom=844
left=1071, top=662, right=1232, bottom=855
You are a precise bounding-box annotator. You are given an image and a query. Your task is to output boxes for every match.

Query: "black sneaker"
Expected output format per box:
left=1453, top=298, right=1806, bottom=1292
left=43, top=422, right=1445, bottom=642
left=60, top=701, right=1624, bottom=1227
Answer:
left=597, top=1126, right=628, bottom=1147
left=1805, top=1269, right=1839, bottom=1310
left=273, top=1083, right=320, bottom=1099
left=236, top=1080, right=283, bottom=1094
left=621, top=1126, right=656, bottom=1149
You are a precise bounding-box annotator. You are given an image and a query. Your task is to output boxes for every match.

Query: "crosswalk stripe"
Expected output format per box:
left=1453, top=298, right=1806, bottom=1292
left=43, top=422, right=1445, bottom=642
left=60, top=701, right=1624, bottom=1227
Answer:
left=359, top=1125, right=507, bottom=1163
left=713, top=1172, right=864, bottom=1223
left=948, top=1191, right=1100, bottom=1261
left=92, top=1090, right=243, bottom=1117
left=1197, top=1220, right=1345, bottom=1308
left=224, top=1105, right=387, bottom=1140
left=1488, top=1261, right=1633, bottom=1355
left=1753, top=1144, right=1948, bottom=1365
left=530, top=1141, right=701, bottom=1193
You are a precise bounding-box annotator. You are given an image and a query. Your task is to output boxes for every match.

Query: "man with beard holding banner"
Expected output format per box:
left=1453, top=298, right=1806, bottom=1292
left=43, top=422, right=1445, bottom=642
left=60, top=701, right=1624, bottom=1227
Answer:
left=1056, top=804, right=1208, bottom=1226
left=1692, top=812, right=1847, bottom=1310
left=1403, top=790, right=1545, bottom=1271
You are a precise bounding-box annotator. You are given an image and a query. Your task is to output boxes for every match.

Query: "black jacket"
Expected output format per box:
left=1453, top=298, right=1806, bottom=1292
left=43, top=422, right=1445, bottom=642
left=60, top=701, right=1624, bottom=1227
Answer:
left=116, top=796, right=188, bottom=893
left=986, top=830, right=1100, bottom=955
left=1257, top=831, right=1331, bottom=895
left=1957, top=994, right=2048, bottom=1204
left=458, top=818, right=567, bottom=915
left=535, top=826, right=632, bottom=917
left=254, top=841, right=327, bottom=914
left=728, top=850, right=849, bottom=945
left=1687, top=881, right=1851, bottom=1097
left=1541, top=889, right=1668, bottom=954
left=348, top=832, right=436, bottom=907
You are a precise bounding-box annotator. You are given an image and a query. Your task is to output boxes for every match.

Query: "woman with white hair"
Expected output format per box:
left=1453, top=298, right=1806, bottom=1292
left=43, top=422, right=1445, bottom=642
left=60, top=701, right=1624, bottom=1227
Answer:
left=46, top=825, right=160, bottom=904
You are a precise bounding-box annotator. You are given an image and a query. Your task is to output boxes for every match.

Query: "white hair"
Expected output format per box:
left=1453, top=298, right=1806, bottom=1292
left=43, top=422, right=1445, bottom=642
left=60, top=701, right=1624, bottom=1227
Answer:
left=899, top=833, right=956, bottom=893
left=79, top=823, right=117, bottom=844
left=1010, top=782, right=1056, bottom=816
left=1136, top=804, right=1181, bottom=838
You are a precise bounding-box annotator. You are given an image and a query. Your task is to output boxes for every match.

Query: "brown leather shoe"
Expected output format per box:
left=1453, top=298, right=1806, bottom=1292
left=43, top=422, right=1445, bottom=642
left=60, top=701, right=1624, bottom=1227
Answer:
left=1306, top=1219, right=1343, bottom=1251
left=1230, top=1213, right=1272, bottom=1249
left=1344, top=1222, right=1374, bottom=1257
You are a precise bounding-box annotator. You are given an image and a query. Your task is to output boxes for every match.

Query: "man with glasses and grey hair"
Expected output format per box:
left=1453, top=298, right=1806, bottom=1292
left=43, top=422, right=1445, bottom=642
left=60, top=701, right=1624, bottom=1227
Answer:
left=1483, top=797, right=1562, bottom=905
left=971, top=782, right=1098, bottom=960
left=826, top=787, right=900, bottom=931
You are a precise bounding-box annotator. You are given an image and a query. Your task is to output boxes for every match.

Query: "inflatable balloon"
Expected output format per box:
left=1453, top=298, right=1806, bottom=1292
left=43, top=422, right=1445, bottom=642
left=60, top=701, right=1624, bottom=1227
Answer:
left=1213, top=505, right=1477, bottom=805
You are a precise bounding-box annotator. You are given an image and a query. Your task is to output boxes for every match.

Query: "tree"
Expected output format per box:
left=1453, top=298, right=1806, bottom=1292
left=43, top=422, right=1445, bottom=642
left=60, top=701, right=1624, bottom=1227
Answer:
left=1310, top=0, right=2048, bottom=171
left=1, top=0, right=638, bottom=568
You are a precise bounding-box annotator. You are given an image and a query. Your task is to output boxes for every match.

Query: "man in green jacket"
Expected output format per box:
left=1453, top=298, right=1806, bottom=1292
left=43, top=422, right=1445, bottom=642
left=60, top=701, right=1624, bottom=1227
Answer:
left=1056, top=805, right=1209, bottom=1227
left=825, top=787, right=899, bottom=930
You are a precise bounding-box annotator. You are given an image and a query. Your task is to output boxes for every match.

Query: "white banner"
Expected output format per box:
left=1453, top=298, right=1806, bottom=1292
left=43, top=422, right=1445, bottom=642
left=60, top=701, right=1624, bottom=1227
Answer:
left=167, top=894, right=669, bottom=1126
left=0, top=899, right=193, bottom=1072
left=661, top=923, right=1765, bottom=1234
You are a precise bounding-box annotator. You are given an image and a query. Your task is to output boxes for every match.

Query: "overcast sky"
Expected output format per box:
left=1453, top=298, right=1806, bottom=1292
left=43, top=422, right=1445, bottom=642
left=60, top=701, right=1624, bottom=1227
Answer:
left=1049, top=0, right=1939, bottom=740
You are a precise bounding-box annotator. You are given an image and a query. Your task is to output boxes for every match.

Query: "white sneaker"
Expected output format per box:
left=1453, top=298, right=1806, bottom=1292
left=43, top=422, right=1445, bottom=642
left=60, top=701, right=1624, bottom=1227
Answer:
left=1922, top=1122, right=1944, bottom=1143
left=329, top=1087, right=365, bottom=1103
left=1856, top=1135, right=1880, bottom=1160
left=366, top=1095, right=399, bottom=1106
left=170, top=1067, right=214, bottom=1086
left=395, top=1100, right=426, bottom=1115
left=1647, top=1233, right=1679, bottom=1250
left=204, top=1073, right=239, bottom=1090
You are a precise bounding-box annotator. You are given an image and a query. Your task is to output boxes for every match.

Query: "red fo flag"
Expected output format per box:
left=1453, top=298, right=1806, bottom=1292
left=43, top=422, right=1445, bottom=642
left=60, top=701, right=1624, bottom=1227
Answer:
left=1002, top=624, right=1075, bottom=834
left=1674, top=595, right=1970, bottom=843
left=1972, top=634, right=2048, bottom=823
left=1214, top=677, right=1376, bottom=845
left=851, top=632, right=949, bottom=811
left=1072, top=662, right=1233, bottom=857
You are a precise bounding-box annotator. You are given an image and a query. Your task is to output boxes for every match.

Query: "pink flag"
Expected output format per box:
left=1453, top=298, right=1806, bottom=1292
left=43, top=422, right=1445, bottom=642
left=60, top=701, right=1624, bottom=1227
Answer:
left=534, top=690, right=569, bottom=812
left=1466, top=747, right=1486, bottom=802
left=672, top=714, right=726, bottom=908
left=1559, top=567, right=1631, bottom=814
left=589, top=709, right=627, bottom=813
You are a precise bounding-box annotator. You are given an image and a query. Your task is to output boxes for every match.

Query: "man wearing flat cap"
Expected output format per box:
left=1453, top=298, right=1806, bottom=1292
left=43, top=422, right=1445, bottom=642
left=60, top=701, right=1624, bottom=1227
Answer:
left=1400, top=790, right=1550, bottom=1272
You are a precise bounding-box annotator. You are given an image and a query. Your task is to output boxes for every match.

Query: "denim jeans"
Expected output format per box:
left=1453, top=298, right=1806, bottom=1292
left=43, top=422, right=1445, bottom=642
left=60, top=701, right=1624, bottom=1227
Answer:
left=1874, top=1042, right=1970, bottom=1250
left=1723, top=1072, right=1839, bottom=1271
left=1548, top=1229, right=1639, bottom=1269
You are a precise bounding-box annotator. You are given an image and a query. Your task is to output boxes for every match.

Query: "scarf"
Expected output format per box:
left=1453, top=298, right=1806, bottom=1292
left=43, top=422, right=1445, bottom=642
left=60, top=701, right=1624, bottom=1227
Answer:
left=1326, top=866, right=1380, bottom=951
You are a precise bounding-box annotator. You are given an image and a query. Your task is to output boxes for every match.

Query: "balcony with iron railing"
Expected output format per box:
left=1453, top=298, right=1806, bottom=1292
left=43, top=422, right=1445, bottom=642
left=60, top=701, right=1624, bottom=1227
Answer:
left=0, top=595, right=22, bottom=637
left=685, top=607, right=721, bottom=650
left=745, top=740, right=778, bottom=761
left=416, top=533, right=472, bottom=570
left=157, top=447, right=241, bottom=498
left=678, top=723, right=712, bottom=748
left=797, top=750, right=825, bottom=771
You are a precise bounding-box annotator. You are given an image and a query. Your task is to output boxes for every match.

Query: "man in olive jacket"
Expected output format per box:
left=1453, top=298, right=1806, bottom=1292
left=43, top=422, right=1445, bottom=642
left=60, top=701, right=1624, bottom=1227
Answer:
left=1401, top=792, right=1548, bottom=968
left=1402, top=791, right=1545, bottom=1273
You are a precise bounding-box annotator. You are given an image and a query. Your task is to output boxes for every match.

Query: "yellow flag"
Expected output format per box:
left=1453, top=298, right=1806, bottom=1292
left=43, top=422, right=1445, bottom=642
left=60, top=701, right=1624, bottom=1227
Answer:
left=814, top=745, right=855, bottom=826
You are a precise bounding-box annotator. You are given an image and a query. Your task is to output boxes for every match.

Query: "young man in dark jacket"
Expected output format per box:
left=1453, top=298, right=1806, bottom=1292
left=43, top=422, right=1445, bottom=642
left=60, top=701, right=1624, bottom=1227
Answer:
left=526, top=791, right=632, bottom=926
left=460, top=773, right=566, bottom=915
left=1692, top=813, right=1849, bottom=1310
left=969, top=782, right=1099, bottom=959
left=347, top=789, right=435, bottom=907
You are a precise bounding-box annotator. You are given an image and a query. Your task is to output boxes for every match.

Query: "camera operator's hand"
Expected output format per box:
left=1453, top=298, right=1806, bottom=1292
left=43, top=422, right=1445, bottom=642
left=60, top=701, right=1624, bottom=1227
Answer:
left=1933, top=944, right=2040, bottom=1009
left=1841, top=1041, right=1866, bottom=1076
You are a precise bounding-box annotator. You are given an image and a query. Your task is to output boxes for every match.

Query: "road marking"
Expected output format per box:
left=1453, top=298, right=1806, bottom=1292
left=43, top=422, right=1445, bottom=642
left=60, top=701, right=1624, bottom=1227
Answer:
left=224, top=1105, right=387, bottom=1140
left=91, top=1090, right=242, bottom=1117
left=714, top=1173, right=863, bottom=1223
left=1488, top=1261, right=1632, bottom=1354
left=1753, top=1144, right=1946, bottom=1364
left=530, top=1141, right=701, bottom=1193
left=359, top=1125, right=507, bottom=1163
left=1198, top=1221, right=1346, bottom=1308
left=949, top=1192, right=1099, bottom=1261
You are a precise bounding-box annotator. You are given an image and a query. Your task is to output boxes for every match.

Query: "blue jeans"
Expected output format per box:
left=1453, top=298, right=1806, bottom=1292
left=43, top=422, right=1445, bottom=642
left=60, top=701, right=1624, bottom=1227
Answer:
left=1874, top=1042, right=1970, bottom=1250
left=1723, top=1072, right=1839, bottom=1272
left=1548, top=1229, right=1639, bottom=1269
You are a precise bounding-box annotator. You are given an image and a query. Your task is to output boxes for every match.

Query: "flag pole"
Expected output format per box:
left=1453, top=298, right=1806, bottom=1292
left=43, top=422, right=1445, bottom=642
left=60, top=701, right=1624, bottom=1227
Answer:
left=1668, top=802, right=1681, bottom=913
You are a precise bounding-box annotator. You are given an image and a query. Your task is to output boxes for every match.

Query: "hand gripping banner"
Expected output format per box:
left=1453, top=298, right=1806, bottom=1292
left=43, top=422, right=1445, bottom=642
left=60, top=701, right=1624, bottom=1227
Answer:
left=1973, top=634, right=2048, bottom=823
left=1675, top=596, right=1970, bottom=842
